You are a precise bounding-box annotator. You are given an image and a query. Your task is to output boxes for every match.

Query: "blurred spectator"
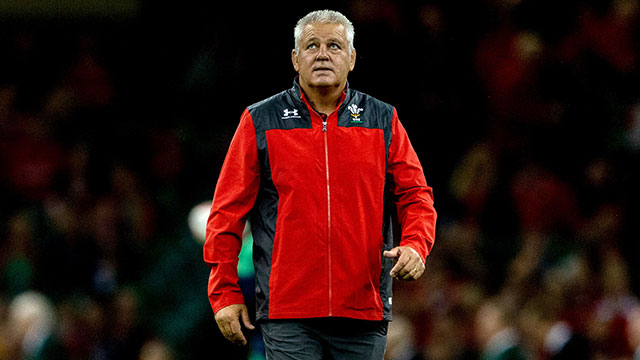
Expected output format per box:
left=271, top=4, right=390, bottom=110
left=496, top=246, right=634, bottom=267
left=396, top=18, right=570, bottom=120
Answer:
left=561, top=0, right=639, bottom=74
left=1, top=113, right=65, bottom=202
left=626, top=100, right=640, bottom=152
left=509, top=162, right=581, bottom=235
left=6, top=291, right=66, bottom=359
left=0, top=83, right=16, bottom=125
left=423, top=309, right=472, bottom=360
left=385, top=315, right=424, bottom=360
left=64, top=35, right=115, bottom=109
left=95, top=287, right=148, bottom=359
left=627, top=306, right=640, bottom=360
left=139, top=338, right=174, bottom=360
left=449, top=141, right=499, bottom=221
left=0, top=296, right=9, bottom=358
left=57, top=294, right=104, bottom=359
left=587, top=251, right=639, bottom=359
left=474, top=298, right=527, bottom=360
left=519, top=295, right=590, bottom=359
left=1, top=211, right=37, bottom=297
left=473, top=1, right=560, bottom=127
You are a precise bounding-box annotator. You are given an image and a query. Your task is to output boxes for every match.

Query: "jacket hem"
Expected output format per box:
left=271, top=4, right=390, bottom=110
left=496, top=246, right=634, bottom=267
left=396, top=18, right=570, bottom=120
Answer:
left=257, top=309, right=386, bottom=321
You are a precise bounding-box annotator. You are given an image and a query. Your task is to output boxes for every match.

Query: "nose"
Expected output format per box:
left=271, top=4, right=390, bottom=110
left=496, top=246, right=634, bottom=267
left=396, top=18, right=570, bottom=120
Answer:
left=316, top=45, right=329, bottom=60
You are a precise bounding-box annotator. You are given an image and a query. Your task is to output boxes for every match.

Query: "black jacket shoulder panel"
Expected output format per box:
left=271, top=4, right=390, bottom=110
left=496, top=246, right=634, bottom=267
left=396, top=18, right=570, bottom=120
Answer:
left=338, top=89, right=394, bottom=130
left=247, top=89, right=311, bottom=133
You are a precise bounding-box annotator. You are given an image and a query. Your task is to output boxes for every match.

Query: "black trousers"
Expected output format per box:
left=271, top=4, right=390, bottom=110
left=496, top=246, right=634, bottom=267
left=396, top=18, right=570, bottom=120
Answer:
left=260, top=317, right=388, bottom=360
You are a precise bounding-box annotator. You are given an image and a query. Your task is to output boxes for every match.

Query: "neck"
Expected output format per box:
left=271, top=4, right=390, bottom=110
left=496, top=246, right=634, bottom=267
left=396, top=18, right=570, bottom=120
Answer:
left=300, top=82, right=345, bottom=115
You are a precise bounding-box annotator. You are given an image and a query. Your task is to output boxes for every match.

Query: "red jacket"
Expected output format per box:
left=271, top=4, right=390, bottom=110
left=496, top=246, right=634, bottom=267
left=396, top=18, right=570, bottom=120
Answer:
left=204, top=81, right=436, bottom=321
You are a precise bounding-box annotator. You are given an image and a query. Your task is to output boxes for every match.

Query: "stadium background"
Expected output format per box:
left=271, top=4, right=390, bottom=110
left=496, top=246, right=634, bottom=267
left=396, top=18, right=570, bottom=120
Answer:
left=1, top=0, right=640, bottom=359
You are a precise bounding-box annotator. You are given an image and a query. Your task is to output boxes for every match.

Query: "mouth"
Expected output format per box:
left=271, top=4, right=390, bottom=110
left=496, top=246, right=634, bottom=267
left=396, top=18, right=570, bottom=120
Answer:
left=313, top=67, right=333, bottom=72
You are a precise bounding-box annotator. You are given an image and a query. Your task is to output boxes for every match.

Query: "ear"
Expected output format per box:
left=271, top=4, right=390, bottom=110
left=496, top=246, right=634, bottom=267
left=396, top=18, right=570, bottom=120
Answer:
left=349, top=48, right=356, bottom=71
left=291, top=49, right=299, bottom=72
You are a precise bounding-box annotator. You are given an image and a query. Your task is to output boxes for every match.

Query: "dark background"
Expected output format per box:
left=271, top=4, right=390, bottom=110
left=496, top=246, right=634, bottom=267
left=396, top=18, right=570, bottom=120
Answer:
left=1, top=1, right=640, bottom=359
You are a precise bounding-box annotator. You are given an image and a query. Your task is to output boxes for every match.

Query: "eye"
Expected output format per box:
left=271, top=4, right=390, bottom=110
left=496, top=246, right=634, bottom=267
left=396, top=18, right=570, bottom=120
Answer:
left=306, top=43, right=317, bottom=50
left=330, top=43, right=341, bottom=49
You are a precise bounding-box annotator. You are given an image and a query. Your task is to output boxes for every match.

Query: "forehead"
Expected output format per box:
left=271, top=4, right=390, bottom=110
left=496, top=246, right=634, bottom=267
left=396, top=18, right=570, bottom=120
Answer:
left=301, top=22, right=347, bottom=42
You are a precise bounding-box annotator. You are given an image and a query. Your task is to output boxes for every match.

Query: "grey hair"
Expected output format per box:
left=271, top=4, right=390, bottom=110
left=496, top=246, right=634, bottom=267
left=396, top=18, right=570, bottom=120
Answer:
left=294, top=10, right=355, bottom=54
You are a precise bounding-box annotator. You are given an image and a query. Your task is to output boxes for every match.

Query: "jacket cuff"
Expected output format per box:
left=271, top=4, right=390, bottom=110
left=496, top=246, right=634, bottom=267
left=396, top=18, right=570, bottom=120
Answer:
left=207, top=262, right=246, bottom=314
left=210, top=292, right=246, bottom=315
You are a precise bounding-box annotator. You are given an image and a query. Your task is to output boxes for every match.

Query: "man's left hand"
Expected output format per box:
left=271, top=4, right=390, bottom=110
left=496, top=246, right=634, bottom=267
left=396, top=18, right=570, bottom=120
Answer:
left=383, top=246, right=425, bottom=281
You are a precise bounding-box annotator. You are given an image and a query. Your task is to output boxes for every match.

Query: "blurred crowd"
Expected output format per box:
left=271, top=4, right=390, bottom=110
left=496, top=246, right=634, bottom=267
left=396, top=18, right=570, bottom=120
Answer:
left=1, top=0, right=640, bottom=359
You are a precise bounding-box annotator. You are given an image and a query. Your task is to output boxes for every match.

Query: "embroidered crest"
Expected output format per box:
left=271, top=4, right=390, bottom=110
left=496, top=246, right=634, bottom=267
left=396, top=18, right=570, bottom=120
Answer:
left=348, top=104, right=363, bottom=123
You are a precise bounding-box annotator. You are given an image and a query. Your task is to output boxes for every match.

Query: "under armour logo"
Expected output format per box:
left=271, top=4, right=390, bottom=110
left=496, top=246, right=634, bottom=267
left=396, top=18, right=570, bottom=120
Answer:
left=283, top=109, right=298, bottom=117
left=282, top=109, right=301, bottom=119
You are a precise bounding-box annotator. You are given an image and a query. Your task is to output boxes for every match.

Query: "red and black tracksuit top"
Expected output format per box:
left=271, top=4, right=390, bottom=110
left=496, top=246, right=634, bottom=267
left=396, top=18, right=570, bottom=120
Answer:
left=204, top=80, right=437, bottom=321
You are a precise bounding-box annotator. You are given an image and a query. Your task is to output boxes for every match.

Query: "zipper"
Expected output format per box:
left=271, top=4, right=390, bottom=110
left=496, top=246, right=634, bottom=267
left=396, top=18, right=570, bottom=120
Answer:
left=320, top=113, right=332, bottom=316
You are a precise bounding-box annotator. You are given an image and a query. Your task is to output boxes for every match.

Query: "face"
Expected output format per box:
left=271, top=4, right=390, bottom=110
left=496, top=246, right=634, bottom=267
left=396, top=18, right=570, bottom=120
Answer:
left=292, top=22, right=356, bottom=91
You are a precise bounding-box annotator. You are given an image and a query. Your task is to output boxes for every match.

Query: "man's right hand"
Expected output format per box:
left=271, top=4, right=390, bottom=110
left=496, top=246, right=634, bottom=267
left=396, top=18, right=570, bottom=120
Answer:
left=214, top=304, right=255, bottom=346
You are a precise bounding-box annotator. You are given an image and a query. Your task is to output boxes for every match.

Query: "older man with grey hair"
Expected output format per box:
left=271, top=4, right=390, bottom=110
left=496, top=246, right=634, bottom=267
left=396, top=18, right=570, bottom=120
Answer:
left=204, top=9, right=437, bottom=359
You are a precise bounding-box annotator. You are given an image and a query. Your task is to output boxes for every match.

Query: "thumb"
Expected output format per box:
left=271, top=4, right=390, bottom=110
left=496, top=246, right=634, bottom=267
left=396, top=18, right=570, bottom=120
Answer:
left=383, top=247, right=400, bottom=258
left=241, top=307, right=255, bottom=330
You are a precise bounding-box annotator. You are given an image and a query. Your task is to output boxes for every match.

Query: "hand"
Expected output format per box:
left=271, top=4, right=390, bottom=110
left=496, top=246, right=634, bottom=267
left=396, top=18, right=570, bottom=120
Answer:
left=214, top=304, right=255, bottom=346
left=383, top=246, right=425, bottom=281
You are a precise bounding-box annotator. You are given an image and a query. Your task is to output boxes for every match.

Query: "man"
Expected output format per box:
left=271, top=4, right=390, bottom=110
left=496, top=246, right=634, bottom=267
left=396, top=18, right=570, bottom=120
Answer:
left=7, top=291, right=68, bottom=360
left=475, top=299, right=527, bottom=360
left=204, top=10, right=437, bottom=359
left=519, top=296, right=590, bottom=360
left=628, top=306, right=640, bottom=360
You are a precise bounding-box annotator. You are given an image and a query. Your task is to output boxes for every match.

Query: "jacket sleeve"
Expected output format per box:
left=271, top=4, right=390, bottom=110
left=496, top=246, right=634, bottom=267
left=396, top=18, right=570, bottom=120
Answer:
left=387, top=108, right=437, bottom=262
left=204, top=109, right=260, bottom=314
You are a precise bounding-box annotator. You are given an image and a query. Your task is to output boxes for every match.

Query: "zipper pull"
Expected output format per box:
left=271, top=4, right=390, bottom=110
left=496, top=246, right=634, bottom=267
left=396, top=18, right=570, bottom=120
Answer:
left=321, top=114, right=327, bottom=132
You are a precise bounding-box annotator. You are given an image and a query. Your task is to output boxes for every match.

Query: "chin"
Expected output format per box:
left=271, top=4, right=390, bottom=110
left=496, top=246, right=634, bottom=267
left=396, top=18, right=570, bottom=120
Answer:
left=310, top=75, right=338, bottom=86
left=310, top=80, right=339, bottom=88
left=310, top=83, right=334, bottom=88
